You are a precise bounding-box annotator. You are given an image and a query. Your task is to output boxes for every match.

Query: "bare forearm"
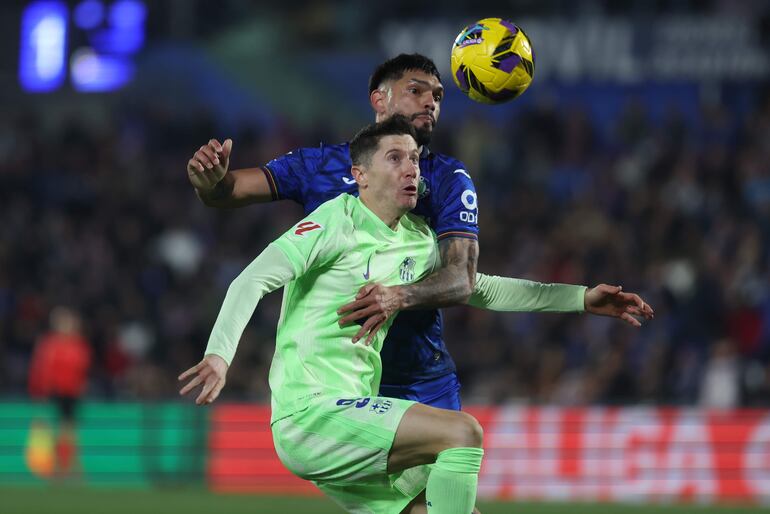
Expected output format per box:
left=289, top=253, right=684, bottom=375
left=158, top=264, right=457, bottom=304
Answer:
left=336, top=239, right=477, bottom=342
left=398, top=238, right=478, bottom=310
left=196, top=168, right=274, bottom=208
left=398, top=264, right=473, bottom=309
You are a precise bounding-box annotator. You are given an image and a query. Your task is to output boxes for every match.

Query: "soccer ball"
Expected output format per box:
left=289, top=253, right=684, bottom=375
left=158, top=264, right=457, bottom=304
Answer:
left=450, top=18, right=535, bottom=104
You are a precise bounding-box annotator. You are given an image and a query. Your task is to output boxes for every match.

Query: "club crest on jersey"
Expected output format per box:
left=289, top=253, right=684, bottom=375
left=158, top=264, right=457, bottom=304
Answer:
left=399, top=257, right=416, bottom=282
left=418, top=176, right=430, bottom=199
left=294, top=221, right=322, bottom=236
left=370, top=399, right=392, bottom=414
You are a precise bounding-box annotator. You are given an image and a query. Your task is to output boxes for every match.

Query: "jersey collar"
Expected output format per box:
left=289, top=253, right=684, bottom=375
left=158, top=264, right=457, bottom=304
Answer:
left=354, top=196, right=400, bottom=239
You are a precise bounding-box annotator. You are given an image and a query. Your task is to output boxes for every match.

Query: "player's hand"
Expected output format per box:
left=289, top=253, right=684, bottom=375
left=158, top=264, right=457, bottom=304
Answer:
left=178, top=354, right=229, bottom=405
left=584, top=284, right=654, bottom=327
left=337, top=283, right=404, bottom=345
left=187, top=138, right=232, bottom=191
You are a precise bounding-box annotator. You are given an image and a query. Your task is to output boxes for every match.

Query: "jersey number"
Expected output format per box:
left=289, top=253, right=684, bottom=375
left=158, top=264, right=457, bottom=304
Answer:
left=336, top=398, right=370, bottom=408
left=294, top=221, right=322, bottom=236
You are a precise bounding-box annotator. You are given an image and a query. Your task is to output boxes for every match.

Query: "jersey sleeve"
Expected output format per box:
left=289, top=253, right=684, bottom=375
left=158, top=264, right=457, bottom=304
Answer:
left=204, top=244, right=297, bottom=365
left=272, top=196, right=349, bottom=275
left=262, top=148, right=312, bottom=203
left=469, top=273, right=586, bottom=312
left=432, top=160, right=479, bottom=241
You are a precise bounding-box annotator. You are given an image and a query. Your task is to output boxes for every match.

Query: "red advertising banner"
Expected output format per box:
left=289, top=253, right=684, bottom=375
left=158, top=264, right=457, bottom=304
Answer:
left=209, top=405, right=770, bottom=503
left=209, top=405, right=318, bottom=494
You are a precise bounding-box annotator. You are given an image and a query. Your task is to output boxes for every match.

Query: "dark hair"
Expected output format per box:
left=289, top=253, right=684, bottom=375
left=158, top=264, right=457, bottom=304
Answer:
left=368, top=53, right=441, bottom=95
left=350, top=114, right=418, bottom=166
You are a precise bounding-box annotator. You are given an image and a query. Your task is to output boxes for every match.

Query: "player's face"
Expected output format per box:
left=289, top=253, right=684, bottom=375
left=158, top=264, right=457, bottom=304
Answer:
left=379, top=71, right=443, bottom=147
left=368, top=134, right=421, bottom=211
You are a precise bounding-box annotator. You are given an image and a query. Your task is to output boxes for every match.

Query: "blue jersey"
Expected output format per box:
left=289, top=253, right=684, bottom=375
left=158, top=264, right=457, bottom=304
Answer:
left=262, top=142, right=479, bottom=385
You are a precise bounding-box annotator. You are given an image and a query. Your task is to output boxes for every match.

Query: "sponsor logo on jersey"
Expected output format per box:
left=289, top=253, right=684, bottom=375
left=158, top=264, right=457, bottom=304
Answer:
left=399, top=257, right=416, bottom=282
left=342, top=176, right=356, bottom=185
left=461, top=189, right=478, bottom=210
left=294, top=221, right=322, bottom=236
left=363, top=253, right=373, bottom=280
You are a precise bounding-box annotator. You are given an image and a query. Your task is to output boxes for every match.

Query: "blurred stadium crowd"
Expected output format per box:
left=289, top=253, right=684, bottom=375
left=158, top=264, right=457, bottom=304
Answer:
left=4, top=0, right=770, bottom=410
left=2, top=85, right=770, bottom=408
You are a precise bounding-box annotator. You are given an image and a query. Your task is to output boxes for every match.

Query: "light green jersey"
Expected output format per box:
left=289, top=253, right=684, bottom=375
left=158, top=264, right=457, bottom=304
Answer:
left=270, top=194, right=437, bottom=421
left=205, top=193, right=438, bottom=423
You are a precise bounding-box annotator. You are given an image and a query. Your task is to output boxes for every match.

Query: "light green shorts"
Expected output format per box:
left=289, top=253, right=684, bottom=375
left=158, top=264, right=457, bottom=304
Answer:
left=271, top=395, right=429, bottom=514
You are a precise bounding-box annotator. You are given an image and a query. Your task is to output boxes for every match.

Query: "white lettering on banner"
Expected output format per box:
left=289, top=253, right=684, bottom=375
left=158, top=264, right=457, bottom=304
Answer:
left=661, top=411, right=716, bottom=501
left=522, top=408, right=564, bottom=499
left=539, top=408, right=571, bottom=500
left=577, top=408, right=605, bottom=500
left=477, top=406, right=524, bottom=499
left=474, top=407, right=768, bottom=503
left=612, top=408, right=665, bottom=501
left=209, top=405, right=770, bottom=501
left=744, top=414, right=770, bottom=500
left=580, top=408, right=622, bottom=501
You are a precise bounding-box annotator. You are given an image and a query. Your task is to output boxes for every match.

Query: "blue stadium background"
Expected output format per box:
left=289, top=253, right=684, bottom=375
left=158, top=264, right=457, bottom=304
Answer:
left=1, top=0, right=770, bottom=511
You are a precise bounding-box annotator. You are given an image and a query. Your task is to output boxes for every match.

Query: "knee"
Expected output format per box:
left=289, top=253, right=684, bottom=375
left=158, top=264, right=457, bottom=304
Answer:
left=443, top=412, right=483, bottom=449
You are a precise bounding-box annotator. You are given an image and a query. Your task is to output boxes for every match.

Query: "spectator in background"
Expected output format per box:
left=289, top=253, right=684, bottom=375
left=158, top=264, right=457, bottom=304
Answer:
left=28, top=306, right=91, bottom=478
left=699, top=338, right=741, bottom=408
left=2, top=82, right=767, bottom=407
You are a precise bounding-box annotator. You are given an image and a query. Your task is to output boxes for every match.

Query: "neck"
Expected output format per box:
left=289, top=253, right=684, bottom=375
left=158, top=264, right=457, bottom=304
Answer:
left=359, top=193, right=404, bottom=230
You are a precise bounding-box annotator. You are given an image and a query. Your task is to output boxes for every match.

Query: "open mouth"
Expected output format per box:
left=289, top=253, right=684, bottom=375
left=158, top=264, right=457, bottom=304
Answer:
left=403, top=185, right=417, bottom=194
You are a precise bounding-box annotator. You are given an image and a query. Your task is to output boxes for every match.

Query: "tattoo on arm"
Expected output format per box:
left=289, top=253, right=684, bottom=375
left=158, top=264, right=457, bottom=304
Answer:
left=400, top=237, right=478, bottom=310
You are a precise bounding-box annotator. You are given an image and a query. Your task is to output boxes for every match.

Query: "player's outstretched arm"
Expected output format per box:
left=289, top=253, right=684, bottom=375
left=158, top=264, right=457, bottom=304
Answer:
left=338, top=237, right=478, bottom=344
left=468, top=273, right=586, bottom=312
left=187, top=138, right=274, bottom=207
left=178, top=244, right=297, bottom=404
left=468, top=274, right=654, bottom=327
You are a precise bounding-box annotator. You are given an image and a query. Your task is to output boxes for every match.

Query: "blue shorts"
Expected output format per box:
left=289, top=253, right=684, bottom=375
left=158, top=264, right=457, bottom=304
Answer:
left=378, top=373, right=462, bottom=411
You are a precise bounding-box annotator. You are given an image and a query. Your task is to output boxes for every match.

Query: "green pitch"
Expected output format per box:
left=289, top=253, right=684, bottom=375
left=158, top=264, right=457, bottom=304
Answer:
left=0, top=487, right=765, bottom=514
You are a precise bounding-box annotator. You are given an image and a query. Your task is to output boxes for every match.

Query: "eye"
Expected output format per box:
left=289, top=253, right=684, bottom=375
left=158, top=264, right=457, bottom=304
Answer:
left=408, top=87, right=419, bottom=95
left=433, top=94, right=443, bottom=102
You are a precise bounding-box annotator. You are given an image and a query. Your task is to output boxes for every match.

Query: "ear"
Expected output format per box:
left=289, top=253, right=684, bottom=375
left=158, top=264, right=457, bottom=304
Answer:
left=370, top=88, right=387, bottom=117
left=351, top=165, right=367, bottom=188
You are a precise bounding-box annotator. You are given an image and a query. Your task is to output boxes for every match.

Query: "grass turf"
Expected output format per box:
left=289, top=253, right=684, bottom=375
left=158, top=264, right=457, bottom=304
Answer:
left=0, top=487, right=766, bottom=514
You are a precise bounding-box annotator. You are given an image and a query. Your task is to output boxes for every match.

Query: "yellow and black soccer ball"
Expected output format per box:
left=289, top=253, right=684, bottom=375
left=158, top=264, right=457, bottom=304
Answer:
left=450, top=18, right=535, bottom=104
